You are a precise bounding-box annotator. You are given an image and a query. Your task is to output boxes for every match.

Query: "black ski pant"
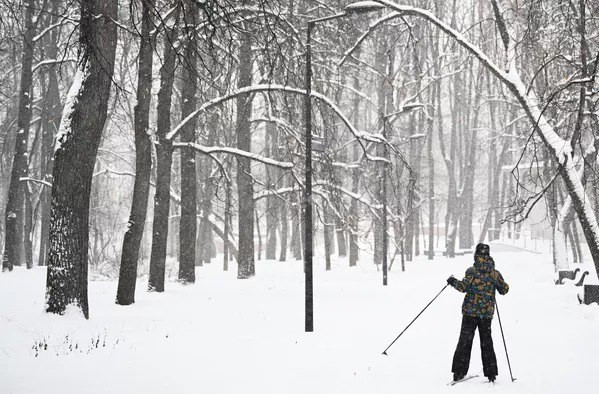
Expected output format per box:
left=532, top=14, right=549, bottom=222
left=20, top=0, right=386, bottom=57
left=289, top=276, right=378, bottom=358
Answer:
left=451, top=315, right=498, bottom=378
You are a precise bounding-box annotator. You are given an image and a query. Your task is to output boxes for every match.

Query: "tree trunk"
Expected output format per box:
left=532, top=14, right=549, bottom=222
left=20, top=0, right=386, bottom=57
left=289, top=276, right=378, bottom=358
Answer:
left=373, top=34, right=387, bottom=267
left=148, top=8, right=179, bottom=292
left=458, top=65, right=483, bottom=250
left=349, top=73, right=361, bottom=267
left=323, top=202, right=332, bottom=270
left=570, top=221, right=583, bottom=264
left=178, top=0, right=198, bottom=284
left=236, top=28, right=255, bottom=279
left=2, top=0, right=35, bottom=272
left=405, top=113, right=417, bottom=261
left=196, top=123, right=216, bottom=265
left=38, top=0, right=62, bottom=267
left=291, top=191, right=302, bottom=260
left=223, top=178, right=231, bottom=270
left=335, top=217, right=347, bottom=257
left=265, top=122, right=279, bottom=260
left=116, top=0, right=156, bottom=304
left=278, top=191, right=288, bottom=262
left=427, top=83, right=436, bottom=260
left=553, top=195, right=570, bottom=271
left=45, top=0, right=118, bottom=318
left=23, top=186, right=33, bottom=268
left=255, top=211, right=262, bottom=261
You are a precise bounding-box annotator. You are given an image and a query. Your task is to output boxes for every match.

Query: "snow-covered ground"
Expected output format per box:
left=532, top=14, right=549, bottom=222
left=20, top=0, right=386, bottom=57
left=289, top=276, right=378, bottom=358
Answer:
left=1, top=245, right=597, bottom=393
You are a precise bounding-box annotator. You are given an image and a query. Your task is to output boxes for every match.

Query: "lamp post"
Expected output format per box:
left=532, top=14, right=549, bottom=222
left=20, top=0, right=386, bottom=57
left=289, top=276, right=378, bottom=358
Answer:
left=304, top=2, right=383, bottom=332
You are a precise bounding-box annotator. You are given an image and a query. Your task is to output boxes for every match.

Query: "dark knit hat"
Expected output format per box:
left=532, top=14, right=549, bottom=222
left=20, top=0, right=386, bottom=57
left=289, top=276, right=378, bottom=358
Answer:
left=475, top=243, right=490, bottom=256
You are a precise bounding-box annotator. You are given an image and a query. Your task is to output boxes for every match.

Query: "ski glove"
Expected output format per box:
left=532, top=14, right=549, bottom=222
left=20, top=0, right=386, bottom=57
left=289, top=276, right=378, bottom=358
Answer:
left=447, top=276, right=458, bottom=286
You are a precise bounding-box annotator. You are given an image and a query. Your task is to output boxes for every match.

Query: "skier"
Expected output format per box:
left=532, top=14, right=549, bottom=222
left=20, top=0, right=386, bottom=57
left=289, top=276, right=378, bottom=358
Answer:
left=447, top=243, right=509, bottom=383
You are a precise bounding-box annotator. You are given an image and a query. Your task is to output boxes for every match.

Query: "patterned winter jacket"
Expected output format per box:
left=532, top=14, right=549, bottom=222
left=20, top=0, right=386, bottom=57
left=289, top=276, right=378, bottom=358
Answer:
left=450, top=255, right=509, bottom=319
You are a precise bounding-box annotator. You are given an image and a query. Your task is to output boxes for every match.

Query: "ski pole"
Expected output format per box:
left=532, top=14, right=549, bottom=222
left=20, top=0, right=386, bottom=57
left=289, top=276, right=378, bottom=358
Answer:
left=495, top=300, right=516, bottom=382
left=382, top=284, right=448, bottom=355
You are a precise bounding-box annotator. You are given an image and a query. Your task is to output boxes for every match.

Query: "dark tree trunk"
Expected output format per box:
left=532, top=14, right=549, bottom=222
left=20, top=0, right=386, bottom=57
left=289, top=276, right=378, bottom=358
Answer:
left=458, top=68, right=482, bottom=250
left=427, top=84, right=436, bottom=260
left=196, top=123, right=216, bottom=266
left=236, top=28, right=255, bottom=279
left=2, top=0, right=35, bottom=271
left=278, top=195, right=288, bottom=261
left=0, top=103, right=17, bottom=255
left=178, top=0, right=198, bottom=284
left=45, top=0, right=118, bottom=318
left=148, top=9, right=179, bottom=292
left=336, top=217, right=347, bottom=257
left=405, top=114, right=417, bottom=261
left=495, top=172, right=508, bottom=240
left=323, top=202, right=332, bottom=270
left=291, top=192, right=302, bottom=260
left=441, top=69, right=459, bottom=258
left=223, top=178, right=231, bottom=270
left=265, top=122, right=279, bottom=260
left=116, top=0, right=156, bottom=304
left=373, top=35, right=386, bottom=267
left=256, top=211, right=262, bottom=261
left=278, top=172, right=291, bottom=262
left=23, top=186, right=33, bottom=268
left=479, top=142, right=509, bottom=243
left=349, top=79, right=361, bottom=267
left=38, top=0, right=62, bottom=267
left=478, top=73, right=506, bottom=244
left=570, top=221, right=583, bottom=264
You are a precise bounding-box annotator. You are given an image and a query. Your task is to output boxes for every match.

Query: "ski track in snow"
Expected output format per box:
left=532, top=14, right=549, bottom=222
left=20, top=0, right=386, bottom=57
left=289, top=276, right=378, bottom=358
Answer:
left=0, top=247, right=597, bottom=393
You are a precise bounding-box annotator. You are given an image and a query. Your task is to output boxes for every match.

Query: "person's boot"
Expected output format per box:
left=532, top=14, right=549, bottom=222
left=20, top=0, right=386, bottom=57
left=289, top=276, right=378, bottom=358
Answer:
left=453, top=373, right=465, bottom=382
left=488, top=376, right=496, bottom=383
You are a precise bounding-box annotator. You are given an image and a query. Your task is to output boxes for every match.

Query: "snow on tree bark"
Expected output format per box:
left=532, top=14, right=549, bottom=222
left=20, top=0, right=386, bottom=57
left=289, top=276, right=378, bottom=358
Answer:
left=45, top=0, right=118, bottom=318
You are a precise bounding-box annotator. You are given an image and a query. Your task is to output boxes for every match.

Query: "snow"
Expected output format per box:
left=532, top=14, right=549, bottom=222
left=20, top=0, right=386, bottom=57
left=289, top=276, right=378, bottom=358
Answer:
left=1, top=246, right=598, bottom=393
left=54, top=63, right=86, bottom=153
left=173, top=141, right=294, bottom=169
left=344, top=1, right=385, bottom=12
left=166, top=84, right=388, bottom=157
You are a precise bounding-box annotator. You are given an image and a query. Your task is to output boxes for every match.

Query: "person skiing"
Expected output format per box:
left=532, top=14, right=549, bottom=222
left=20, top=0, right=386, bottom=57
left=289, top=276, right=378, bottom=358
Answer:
left=447, top=243, right=509, bottom=383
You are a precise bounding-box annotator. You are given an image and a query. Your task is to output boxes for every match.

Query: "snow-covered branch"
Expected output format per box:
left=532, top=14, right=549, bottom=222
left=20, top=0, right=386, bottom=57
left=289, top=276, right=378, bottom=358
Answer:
left=32, top=58, right=77, bottom=73
left=338, top=11, right=401, bottom=68
left=173, top=142, right=294, bottom=169
left=19, top=177, right=52, bottom=188
left=166, top=84, right=390, bottom=164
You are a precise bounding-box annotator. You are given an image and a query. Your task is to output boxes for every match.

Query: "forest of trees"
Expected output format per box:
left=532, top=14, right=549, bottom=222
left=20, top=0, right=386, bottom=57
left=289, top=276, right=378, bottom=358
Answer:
left=0, top=0, right=598, bottom=318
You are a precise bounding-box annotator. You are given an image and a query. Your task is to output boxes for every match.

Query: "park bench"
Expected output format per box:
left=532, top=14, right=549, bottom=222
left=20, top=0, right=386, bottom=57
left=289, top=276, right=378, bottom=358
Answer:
left=577, top=284, right=599, bottom=306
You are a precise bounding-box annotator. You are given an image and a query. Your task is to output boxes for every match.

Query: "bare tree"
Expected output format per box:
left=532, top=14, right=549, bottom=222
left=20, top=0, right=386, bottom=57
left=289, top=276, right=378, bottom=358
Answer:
left=2, top=0, right=35, bottom=271
left=116, top=0, right=157, bottom=305
left=45, top=0, right=118, bottom=318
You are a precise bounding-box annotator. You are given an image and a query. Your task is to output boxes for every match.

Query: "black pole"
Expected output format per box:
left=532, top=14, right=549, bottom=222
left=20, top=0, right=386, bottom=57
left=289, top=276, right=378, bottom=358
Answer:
left=382, top=284, right=448, bottom=355
left=495, top=300, right=516, bottom=382
left=304, top=21, right=314, bottom=333
left=302, top=6, right=383, bottom=332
